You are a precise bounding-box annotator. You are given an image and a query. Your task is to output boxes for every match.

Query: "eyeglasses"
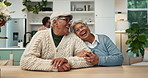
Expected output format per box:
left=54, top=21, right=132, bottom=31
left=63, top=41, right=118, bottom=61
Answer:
left=74, top=25, right=86, bottom=32
left=57, top=16, right=73, bottom=22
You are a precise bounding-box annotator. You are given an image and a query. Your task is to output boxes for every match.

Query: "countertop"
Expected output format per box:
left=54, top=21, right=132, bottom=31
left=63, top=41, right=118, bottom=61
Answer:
left=0, top=65, right=148, bottom=78
left=0, top=48, right=25, bottom=50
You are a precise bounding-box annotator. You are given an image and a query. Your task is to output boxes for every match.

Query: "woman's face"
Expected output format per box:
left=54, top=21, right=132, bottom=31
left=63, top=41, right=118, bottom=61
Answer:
left=73, top=23, right=91, bottom=40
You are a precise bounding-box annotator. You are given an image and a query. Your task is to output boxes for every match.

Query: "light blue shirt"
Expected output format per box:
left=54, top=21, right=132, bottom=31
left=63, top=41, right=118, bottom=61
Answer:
left=85, top=34, right=124, bottom=66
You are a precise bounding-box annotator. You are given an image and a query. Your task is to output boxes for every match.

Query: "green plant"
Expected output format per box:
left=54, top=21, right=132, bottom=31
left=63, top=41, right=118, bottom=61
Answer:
left=126, top=24, right=147, bottom=56
left=22, top=0, right=47, bottom=14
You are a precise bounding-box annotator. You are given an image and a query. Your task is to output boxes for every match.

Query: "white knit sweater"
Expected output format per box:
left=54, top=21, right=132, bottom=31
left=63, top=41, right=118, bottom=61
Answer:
left=20, top=28, right=92, bottom=71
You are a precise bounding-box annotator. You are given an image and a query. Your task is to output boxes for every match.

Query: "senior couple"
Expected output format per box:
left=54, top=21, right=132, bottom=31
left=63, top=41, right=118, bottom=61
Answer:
left=20, top=11, right=124, bottom=72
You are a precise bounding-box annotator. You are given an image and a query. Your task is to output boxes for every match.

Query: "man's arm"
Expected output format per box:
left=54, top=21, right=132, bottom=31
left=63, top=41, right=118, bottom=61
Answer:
left=20, top=31, right=58, bottom=71
left=66, top=35, right=93, bottom=68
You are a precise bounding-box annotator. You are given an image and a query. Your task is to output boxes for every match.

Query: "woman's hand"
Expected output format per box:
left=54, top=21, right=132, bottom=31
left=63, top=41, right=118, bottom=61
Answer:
left=84, top=52, right=99, bottom=65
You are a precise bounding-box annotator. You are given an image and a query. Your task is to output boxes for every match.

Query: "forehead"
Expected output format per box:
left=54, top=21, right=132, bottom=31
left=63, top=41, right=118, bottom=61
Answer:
left=58, top=16, right=70, bottom=18
left=74, top=23, right=84, bottom=28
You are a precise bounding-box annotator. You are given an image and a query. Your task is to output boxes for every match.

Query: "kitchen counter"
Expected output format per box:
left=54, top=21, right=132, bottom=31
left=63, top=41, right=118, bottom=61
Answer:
left=0, top=48, right=25, bottom=50
left=0, top=65, right=148, bottom=78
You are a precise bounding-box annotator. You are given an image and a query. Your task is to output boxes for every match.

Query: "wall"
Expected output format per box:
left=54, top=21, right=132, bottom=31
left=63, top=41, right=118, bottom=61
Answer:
left=8, top=0, right=27, bottom=18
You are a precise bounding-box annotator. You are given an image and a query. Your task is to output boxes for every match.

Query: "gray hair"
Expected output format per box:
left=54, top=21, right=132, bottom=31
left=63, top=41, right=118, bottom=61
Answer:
left=71, top=20, right=87, bottom=32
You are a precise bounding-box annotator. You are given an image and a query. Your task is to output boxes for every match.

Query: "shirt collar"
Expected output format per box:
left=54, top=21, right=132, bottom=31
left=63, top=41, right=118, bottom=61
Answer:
left=84, top=33, right=100, bottom=48
left=92, top=33, right=99, bottom=43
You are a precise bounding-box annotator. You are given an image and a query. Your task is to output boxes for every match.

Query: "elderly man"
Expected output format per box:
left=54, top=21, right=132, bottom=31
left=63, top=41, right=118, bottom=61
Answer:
left=73, top=20, right=124, bottom=66
left=20, top=12, right=92, bottom=72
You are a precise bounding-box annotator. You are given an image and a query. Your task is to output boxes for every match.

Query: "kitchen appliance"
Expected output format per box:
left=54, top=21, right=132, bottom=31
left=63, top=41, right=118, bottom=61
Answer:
left=6, top=18, right=26, bottom=48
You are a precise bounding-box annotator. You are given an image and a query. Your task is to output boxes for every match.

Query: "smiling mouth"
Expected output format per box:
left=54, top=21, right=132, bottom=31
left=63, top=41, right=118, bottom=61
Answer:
left=65, top=26, right=70, bottom=29
left=81, top=31, right=87, bottom=36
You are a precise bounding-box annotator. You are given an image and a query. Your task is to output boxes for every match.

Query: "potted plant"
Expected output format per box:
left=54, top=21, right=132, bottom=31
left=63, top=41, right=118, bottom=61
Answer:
left=125, top=24, right=147, bottom=64
left=0, top=0, right=13, bottom=39
left=22, top=0, right=48, bottom=14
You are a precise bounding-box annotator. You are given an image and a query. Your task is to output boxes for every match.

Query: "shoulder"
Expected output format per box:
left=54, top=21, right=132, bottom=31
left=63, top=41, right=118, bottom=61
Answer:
left=32, top=30, right=50, bottom=39
left=36, top=30, right=49, bottom=35
left=96, top=34, right=110, bottom=40
left=95, top=34, right=112, bottom=43
left=38, top=26, right=46, bottom=31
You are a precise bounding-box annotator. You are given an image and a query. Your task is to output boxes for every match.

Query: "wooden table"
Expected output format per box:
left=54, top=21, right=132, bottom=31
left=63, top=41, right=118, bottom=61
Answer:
left=0, top=66, right=148, bottom=78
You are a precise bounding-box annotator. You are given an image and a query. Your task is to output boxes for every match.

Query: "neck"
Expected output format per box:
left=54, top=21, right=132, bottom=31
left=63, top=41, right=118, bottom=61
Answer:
left=52, top=27, right=63, bottom=36
left=85, top=33, right=95, bottom=44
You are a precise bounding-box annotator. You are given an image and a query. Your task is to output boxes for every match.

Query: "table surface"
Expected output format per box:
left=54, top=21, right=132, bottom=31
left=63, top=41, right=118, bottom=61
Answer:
left=0, top=65, right=148, bottom=78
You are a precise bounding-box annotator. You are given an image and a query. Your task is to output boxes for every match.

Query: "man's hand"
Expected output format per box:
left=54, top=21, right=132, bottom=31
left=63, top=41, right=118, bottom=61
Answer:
left=84, top=52, right=99, bottom=65
left=57, top=63, right=71, bottom=72
left=51, top=58, right=68, bottom=68
left=76, top=50, right=88, bottom=57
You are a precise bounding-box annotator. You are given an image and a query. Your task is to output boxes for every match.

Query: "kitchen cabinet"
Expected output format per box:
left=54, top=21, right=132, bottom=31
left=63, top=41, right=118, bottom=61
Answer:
left=95, top=0, right=115, bottom=42
left=26, top=0, right=53, bottom=32
left=0, top=49, right=25, bottom=66
left=27, top=0, right=95, bottom=32
left=70, top=0, right=95, bottom=32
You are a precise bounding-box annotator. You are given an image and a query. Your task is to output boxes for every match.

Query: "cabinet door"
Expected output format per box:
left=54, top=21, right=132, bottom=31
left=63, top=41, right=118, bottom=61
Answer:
left=12, top=50, right=24, bottom=62
left=95, top=0, right=114, bottom=18
left=95, top=18, right=115, bottom=43
left=0, top=50, right=11, bottom=60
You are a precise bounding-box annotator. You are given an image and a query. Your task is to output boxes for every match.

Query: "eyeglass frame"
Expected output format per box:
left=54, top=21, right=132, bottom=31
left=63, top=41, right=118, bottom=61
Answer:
left=57, top=16, right=73, bottom=23
left=74, top=24, right=87, bottom=32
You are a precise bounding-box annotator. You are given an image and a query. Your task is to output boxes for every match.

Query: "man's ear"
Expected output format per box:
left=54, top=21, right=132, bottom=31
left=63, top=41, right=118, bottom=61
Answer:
left=53, top=19, right=56, bottom=23
left=53, top=19, right=57, bottom=26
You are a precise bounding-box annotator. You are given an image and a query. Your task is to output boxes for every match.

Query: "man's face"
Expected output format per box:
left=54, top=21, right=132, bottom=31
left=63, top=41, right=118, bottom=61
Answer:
left=55, top=16, right=72, bottom=35
left=45, top=19, right=50, bottom=28
left=73, top=23, right=90, bottom=40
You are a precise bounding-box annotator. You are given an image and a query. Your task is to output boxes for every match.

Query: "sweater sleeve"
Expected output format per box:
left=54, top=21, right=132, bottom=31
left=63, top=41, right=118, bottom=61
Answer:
left=20, top=31, right=58, bottom=72
left=98, top=35, right=124, bottom=66
left=66, top=35, right=93, bottom=68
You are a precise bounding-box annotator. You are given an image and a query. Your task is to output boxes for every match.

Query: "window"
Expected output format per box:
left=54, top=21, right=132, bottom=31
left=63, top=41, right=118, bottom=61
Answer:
left=128, top=0, right=148, bottom=47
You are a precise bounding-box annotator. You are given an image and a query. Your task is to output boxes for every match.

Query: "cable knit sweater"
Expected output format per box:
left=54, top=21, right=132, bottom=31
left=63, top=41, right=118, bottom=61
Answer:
left=20, top=28, right=91, bottom=72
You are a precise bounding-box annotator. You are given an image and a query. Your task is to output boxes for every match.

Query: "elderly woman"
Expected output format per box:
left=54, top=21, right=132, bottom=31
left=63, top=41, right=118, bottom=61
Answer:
left=73, top=20, right=124, bottom=66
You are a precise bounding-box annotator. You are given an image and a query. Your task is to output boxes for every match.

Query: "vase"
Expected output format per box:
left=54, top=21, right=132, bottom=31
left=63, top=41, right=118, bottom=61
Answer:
left=0, top=18, right=6, bottom=27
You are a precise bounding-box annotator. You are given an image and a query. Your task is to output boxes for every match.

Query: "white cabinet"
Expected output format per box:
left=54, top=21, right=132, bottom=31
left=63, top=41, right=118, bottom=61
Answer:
left=95, top=0, right=114, bottom=18
left=27, top=0, right=95, bottom=32
left=8, top=0, right=27, bottom=18
left=95, top=0, right=115, bottom=42
left=95, top=18, right=115, bottom=42
left=70, top=0, right=95, bottom=32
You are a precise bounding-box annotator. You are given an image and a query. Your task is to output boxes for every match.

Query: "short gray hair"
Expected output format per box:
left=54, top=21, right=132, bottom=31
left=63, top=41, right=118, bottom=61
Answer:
left=71, top=20, right=87, bottom=32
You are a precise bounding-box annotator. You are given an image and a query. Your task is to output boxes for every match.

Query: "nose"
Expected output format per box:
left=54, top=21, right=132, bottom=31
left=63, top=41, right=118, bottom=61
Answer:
left=79, top=28, right=83, bottom=32
left=67, top=21, right=72, bottom=25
